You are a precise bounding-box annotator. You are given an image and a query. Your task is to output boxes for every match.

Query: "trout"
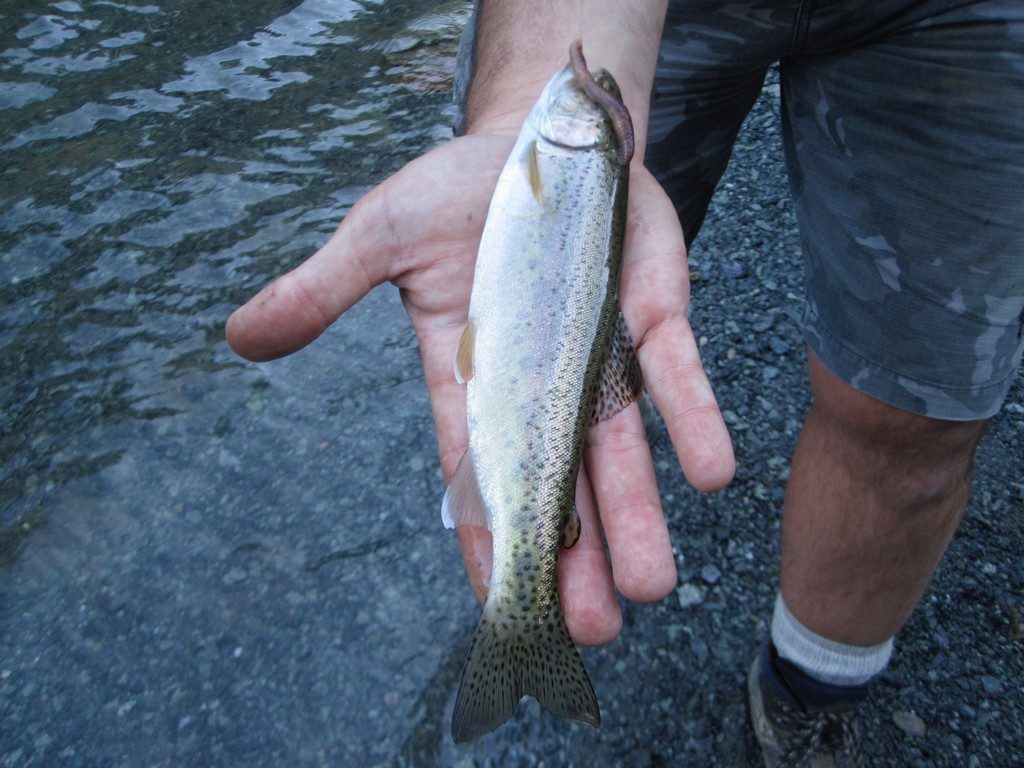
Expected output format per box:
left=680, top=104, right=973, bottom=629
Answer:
left=443, top=42, right=642, bottom=743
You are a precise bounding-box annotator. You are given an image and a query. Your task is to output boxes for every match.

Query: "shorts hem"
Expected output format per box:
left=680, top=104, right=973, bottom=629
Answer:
left=803, top=309, right=1016, bottom=422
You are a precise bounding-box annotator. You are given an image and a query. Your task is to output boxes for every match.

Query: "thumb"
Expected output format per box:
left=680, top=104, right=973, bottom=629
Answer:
left=225, top=184, right=396, bottom=362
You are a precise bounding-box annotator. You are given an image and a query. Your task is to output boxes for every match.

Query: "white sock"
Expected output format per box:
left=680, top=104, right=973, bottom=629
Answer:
left=771, top=593, right=893, bottom=687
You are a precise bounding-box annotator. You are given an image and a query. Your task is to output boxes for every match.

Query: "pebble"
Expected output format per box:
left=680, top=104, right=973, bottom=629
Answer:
left=980, top=675, right=1003, bottom=696
left=222, top=566, right=247, bottom=585
left=722, top=260, right=748, bottom=279
left=676, top=583, right=704, bottom=609
left=893, top=710, right=927, bottom=738
left=689, top=636, right=710, bottom=665
left=700, top=564, right=722, bottom=585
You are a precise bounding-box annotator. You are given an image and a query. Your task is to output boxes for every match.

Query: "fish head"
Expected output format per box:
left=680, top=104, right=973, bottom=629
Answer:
left=529, top=63, right=621, bottom=158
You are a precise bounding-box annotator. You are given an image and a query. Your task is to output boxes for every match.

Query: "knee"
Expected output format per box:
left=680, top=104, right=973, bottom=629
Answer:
left=806, top=354, right=987, bottom=511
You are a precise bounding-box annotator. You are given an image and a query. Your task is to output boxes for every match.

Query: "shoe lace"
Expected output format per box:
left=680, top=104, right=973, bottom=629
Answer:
left=776, top=705, right=862, bottom=767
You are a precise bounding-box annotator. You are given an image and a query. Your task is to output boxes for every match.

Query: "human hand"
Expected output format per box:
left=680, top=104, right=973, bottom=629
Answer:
left=226, top=134, right=735, bottom=646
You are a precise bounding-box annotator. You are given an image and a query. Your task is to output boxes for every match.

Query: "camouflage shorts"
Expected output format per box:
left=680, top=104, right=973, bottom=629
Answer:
left=455, top=1, right=1024, bottom=420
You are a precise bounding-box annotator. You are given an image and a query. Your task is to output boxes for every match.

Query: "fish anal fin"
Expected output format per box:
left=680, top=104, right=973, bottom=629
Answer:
left=451, top=598, right=600, bottom=743
left=454, top=320, right=475, bottom=384
left=590, top=309, right=644, bottom=425
left=441, top=450, right=488, bottom=530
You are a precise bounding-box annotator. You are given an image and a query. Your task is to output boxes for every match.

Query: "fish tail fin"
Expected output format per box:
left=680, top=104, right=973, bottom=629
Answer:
left=451, top=598, right=600, bottom=743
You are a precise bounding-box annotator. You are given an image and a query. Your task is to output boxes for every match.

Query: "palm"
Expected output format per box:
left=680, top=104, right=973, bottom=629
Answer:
left=227, top=134, right=734, bottom=645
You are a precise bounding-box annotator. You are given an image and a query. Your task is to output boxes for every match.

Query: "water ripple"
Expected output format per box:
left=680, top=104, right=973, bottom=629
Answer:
left=0, top=81, right=56, bottom=110
left=162, top=0, right=363, bottom=101
left=4, top=88, right=183, bottom=148
left=0, top=0, right=469, bottom=596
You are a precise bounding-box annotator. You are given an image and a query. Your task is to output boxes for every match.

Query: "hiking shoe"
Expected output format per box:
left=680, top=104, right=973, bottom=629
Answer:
left=747, top=645, right=863, bottom=767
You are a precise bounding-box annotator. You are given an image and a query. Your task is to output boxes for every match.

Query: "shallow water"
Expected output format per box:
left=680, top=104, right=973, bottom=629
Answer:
left=1, top=2, right=473, bottom=765
left=1, top=0, right=464, bottom=533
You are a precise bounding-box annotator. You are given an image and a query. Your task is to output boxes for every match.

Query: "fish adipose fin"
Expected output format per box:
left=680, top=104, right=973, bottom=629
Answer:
left=590, top=309, right=643, bottom=425
left=441, top=451, right=487, bottom=530
left=451, top=599, right=600, bottom=743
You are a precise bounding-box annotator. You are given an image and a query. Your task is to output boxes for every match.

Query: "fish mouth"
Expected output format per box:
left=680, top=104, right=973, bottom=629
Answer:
left=534, top=133, right=601, bottom=153
left=530, top=64, right=605, bottom=151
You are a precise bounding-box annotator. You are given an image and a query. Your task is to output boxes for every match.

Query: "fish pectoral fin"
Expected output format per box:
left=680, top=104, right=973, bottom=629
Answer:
left=523, top=139, right=545, bottom=205
left=441, top=449, right=488, bottom=530
left=560, top=506, right=581, bottom=549
left=453, top=320, right=475, bottom=384
left=590, top=309, right=644, bottom=425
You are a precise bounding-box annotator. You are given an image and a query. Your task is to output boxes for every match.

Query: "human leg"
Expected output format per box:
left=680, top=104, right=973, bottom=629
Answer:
left=776, top=0, right=1024, bottom=650
left=752, top=2, right=1024, bottom=763
left=751, top=353, right=989, bottom=767
left=781, top=352, right=987, bottom=647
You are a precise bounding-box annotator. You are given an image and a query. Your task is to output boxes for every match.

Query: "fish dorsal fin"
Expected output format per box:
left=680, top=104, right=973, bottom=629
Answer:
left=441, top=450, right=489, bottom=530
left=523, top=139, right=544, bottom=205
left=590, top=309, right=643, bottom=425
left=454, top=320, right=475, bottom=384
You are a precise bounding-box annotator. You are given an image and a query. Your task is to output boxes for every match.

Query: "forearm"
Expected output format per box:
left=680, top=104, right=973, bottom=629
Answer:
left=464, top=0, right=667, bottom=160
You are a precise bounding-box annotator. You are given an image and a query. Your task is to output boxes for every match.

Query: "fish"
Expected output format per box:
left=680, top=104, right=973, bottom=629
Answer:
left=443, top=41, right=642, bottom=743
